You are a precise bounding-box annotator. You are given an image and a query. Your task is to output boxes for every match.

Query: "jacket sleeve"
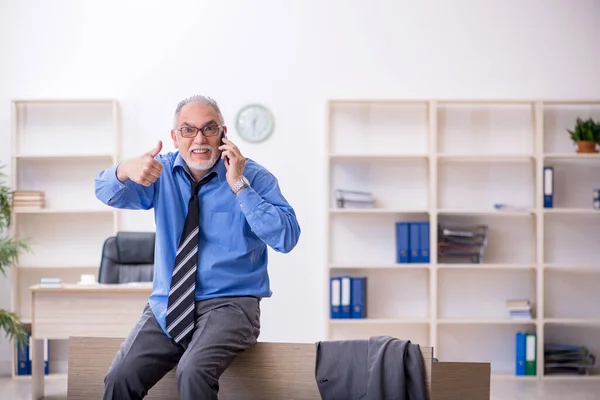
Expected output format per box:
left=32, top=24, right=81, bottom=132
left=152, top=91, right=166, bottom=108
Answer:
left=234, top=168, right=300, bottom=253
left=94, top=163, right=156, bottom=210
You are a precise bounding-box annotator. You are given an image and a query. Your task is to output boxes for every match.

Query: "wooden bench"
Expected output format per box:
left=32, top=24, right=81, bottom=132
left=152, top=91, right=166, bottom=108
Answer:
left=67, top=336, right=490, bottom=399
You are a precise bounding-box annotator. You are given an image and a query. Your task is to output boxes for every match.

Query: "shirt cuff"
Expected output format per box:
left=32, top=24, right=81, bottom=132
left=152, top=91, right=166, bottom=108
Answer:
left=103, top=164, right=128, bottom=196
left=235, top=185, right=263, bottom=216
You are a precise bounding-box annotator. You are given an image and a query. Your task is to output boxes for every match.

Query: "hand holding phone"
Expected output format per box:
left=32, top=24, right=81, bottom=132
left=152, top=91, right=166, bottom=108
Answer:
left=218, top=135, right=247, bottom=189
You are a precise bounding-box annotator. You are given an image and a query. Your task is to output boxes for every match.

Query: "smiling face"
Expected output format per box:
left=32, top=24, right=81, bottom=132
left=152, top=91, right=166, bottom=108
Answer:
left=171, top=102, right=227, bottom=180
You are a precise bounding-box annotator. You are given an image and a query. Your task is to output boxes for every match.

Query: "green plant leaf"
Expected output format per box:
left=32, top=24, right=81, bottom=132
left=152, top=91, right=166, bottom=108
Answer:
left=568, top=117, right=600, bottom=143
left=0, top=162, right=30, bottom=345
left=0, top=309, right=28, bottom=350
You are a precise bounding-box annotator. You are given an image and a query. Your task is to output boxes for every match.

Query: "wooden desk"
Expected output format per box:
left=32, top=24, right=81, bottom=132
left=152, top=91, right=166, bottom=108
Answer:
left=30, top=283, right=152, bottom=400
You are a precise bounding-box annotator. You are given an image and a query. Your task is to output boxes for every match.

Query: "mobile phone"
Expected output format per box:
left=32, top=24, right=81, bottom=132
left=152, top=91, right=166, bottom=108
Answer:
left=221, top=132, right=229, bottom=164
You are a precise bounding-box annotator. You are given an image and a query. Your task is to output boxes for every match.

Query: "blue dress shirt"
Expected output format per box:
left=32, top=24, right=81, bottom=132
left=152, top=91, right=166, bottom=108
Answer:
left=94, top=151, right=301, bottom=337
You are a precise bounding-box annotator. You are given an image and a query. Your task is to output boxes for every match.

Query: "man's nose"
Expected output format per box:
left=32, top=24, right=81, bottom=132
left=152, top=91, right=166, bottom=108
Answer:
left=193, top=132, right=207, bottom=145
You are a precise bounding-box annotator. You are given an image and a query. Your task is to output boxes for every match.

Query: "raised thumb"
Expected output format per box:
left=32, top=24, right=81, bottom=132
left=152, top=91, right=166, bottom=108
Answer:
left=148, top=140, right=162, bottom=157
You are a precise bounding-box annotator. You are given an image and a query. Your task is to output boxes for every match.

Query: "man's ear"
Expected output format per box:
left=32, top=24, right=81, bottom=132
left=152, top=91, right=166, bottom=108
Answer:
left=170, top=129, right=178, bottom=149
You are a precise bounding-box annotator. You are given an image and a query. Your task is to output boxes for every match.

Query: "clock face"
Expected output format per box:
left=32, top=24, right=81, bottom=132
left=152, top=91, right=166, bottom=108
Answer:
left=235, top=104, right=274, bottom=143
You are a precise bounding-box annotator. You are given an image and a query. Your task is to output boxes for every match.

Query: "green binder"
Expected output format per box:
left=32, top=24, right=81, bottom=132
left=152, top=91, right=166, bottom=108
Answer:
left=525, top=333, right=537, bottom=376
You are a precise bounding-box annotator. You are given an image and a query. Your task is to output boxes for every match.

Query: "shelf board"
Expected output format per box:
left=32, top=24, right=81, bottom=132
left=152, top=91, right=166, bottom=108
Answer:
left=438, top=209, right=535, bottom=217
left=330, top=208, right=429, bottom=215
left=12, top=372, right=68, bottom=380
left=544, top=264, right=600, bottom=272
left=330, top=318, right=429, bottom=325
left=438, top=263, right=535, bottom=270
left=13, top=208, right=114, bottom=214
left=437, top=154, right=534, bottom=163
left=15, top=264, right=100, bottom=270
left=13, top=98, right=116, bottom=104
left=544, top=153, right=600, bottom=159
left=544, top=318, right=600, bottom=325
left=438, top=319, right=536, bottom=325
left=543, top=208, right=600, bottom=215
left=329, top=263, right=429, bottom=270
left=14, top=153, right=114, bottom=160
left=329, top=154, right=428, bottom=160
left=492, top=374, right=538, bottom=380
left=543, top=374, right=600, bottom=380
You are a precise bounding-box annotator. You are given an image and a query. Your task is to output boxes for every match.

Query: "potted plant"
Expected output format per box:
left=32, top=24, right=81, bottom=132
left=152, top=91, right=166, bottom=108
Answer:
left=568, top=117, right=600, bottom=153
left=0, top=163, right=28, bottom=349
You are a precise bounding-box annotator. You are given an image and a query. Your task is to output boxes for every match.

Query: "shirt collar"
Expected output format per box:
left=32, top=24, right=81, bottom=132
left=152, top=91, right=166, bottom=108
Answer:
left=172, top=151, right=226, bottom=183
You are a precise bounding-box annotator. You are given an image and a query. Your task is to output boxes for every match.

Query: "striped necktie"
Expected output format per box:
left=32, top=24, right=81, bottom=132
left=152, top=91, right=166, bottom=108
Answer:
left=166, top=170, right=216, bottom=343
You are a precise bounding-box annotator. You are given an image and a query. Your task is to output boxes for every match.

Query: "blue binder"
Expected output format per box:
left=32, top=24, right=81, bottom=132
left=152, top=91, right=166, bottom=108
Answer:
left=44, top=338, right=49, bottom=375
left=419, top=222, right=430, bottom=263
left=340, top=276, right=351, bottom=318
left=409, top=223, right=420, bottom=263
left=544, top=166, right=554, bottom=208
left=16, top=335, right=30, bottom=375
left=395, top=222, right=409, bottom=263
left=515, top=332, right=526, bottom=376
left=329, top=277, right=341, bottom=319
left=350, top=277, right=367, bottom=318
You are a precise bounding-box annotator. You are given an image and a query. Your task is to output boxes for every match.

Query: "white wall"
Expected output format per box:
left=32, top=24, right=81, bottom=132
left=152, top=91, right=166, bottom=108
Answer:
left=0, top=0, right=599, bottom=374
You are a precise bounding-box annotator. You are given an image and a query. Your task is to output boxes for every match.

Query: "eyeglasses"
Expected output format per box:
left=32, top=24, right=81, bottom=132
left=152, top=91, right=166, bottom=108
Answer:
left=177, top=124, right=223, bottom=138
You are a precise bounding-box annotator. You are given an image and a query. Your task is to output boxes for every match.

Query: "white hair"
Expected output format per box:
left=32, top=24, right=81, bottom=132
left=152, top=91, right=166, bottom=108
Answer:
left=173, top=95, right=224, bottom=127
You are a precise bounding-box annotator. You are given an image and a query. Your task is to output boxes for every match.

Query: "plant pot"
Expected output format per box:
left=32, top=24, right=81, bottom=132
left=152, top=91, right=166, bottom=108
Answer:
left=576, top=140, right=599, bottom=154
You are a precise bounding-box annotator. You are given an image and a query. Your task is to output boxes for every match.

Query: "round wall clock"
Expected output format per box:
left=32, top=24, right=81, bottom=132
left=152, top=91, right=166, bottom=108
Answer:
left=235, top=103, right=274, bottom=143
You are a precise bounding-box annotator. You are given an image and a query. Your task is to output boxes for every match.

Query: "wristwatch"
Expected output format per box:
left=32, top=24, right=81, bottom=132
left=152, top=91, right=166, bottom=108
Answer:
left=231, top=175, right=250, bottom=195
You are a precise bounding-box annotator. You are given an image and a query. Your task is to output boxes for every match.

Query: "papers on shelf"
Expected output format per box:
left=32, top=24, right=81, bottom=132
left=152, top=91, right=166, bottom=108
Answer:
left=335, top=189, right=374, bottom=209
left=437, top=224, right=488, bottom=264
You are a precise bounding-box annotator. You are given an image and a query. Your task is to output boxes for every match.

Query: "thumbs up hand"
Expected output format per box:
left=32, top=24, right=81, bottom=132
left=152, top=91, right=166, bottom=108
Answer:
left=116, top=140, right=164, bottom=186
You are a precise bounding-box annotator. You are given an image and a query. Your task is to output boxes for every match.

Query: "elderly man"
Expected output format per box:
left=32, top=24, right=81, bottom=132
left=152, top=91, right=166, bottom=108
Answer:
left=95, top=95, right=301, bottom=399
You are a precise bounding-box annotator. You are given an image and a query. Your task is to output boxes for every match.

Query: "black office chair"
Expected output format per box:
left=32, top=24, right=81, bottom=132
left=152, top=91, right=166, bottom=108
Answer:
left=98, top=231, right=156, bottom=284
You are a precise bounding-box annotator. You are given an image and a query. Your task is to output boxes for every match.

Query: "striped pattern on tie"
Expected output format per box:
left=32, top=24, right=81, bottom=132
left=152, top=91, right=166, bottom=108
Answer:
left=166, top=170, right=216, bottom=343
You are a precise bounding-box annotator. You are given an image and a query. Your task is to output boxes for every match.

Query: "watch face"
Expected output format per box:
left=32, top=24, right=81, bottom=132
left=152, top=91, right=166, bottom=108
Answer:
left=235, top=104, right=274, bottom=143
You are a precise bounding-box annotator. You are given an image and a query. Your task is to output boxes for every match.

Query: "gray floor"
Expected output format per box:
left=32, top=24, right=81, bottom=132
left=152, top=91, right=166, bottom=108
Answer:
left=1, top=375, right=600, bottom=399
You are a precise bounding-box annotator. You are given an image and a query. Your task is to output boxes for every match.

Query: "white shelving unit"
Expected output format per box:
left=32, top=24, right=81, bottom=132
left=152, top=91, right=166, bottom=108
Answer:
left=325, top=99, right=600, bottom=380
left=8, top=99, right=120, bottom=378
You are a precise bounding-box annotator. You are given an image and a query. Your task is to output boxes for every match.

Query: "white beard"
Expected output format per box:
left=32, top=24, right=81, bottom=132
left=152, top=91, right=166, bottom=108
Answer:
left=186, top=145, right=219, bottom=171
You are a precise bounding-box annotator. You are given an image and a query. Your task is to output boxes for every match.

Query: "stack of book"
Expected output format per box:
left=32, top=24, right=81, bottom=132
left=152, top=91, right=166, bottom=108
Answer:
left=335, top=189, right=374, bottom=209
left=507, top=299, right=533, bottom=320
left=544, top=344, right=597, bottom=376
left=437, top=224, right=488, bottom=264
left=12, top=190, right=45, bottom=210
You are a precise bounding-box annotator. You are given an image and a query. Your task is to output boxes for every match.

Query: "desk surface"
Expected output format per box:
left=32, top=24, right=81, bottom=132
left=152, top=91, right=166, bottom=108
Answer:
left=30, top=282, right=153, bottom=293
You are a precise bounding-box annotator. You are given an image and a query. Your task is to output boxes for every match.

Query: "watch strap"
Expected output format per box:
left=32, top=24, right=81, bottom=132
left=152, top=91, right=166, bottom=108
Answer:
left=231, top=176, right=249, bottom=194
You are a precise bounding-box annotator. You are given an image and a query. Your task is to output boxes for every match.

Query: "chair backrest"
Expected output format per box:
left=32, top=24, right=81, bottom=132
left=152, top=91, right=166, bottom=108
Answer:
left=98, top=231, right=156, bottom=284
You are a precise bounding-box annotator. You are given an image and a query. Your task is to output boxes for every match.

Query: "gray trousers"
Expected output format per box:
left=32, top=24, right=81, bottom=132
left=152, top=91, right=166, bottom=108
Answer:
left=103, top=296, right=261, bottom=400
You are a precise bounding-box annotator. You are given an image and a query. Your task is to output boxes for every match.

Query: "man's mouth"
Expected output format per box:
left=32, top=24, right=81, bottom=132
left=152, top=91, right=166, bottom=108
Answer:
left=191, top=149, right=209, bottom=154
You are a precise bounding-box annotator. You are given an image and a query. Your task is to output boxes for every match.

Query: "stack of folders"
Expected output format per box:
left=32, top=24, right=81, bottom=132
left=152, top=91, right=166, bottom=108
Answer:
left=544, top=344, right=597, bottom=376
left=12, top=190, right=45, bottom=210
left=516, top=332, right=537, bottom=376
left=335, top=189, right=374, bottom=209
left=39, top=277, right=62, bottom=288
left=507, top=299, right=533, bottom=320
left=330, top=276, right=367, bottom=319
left=395, top=221, right=430, bottom=263
left=437, top=224, right=488, bottom=264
